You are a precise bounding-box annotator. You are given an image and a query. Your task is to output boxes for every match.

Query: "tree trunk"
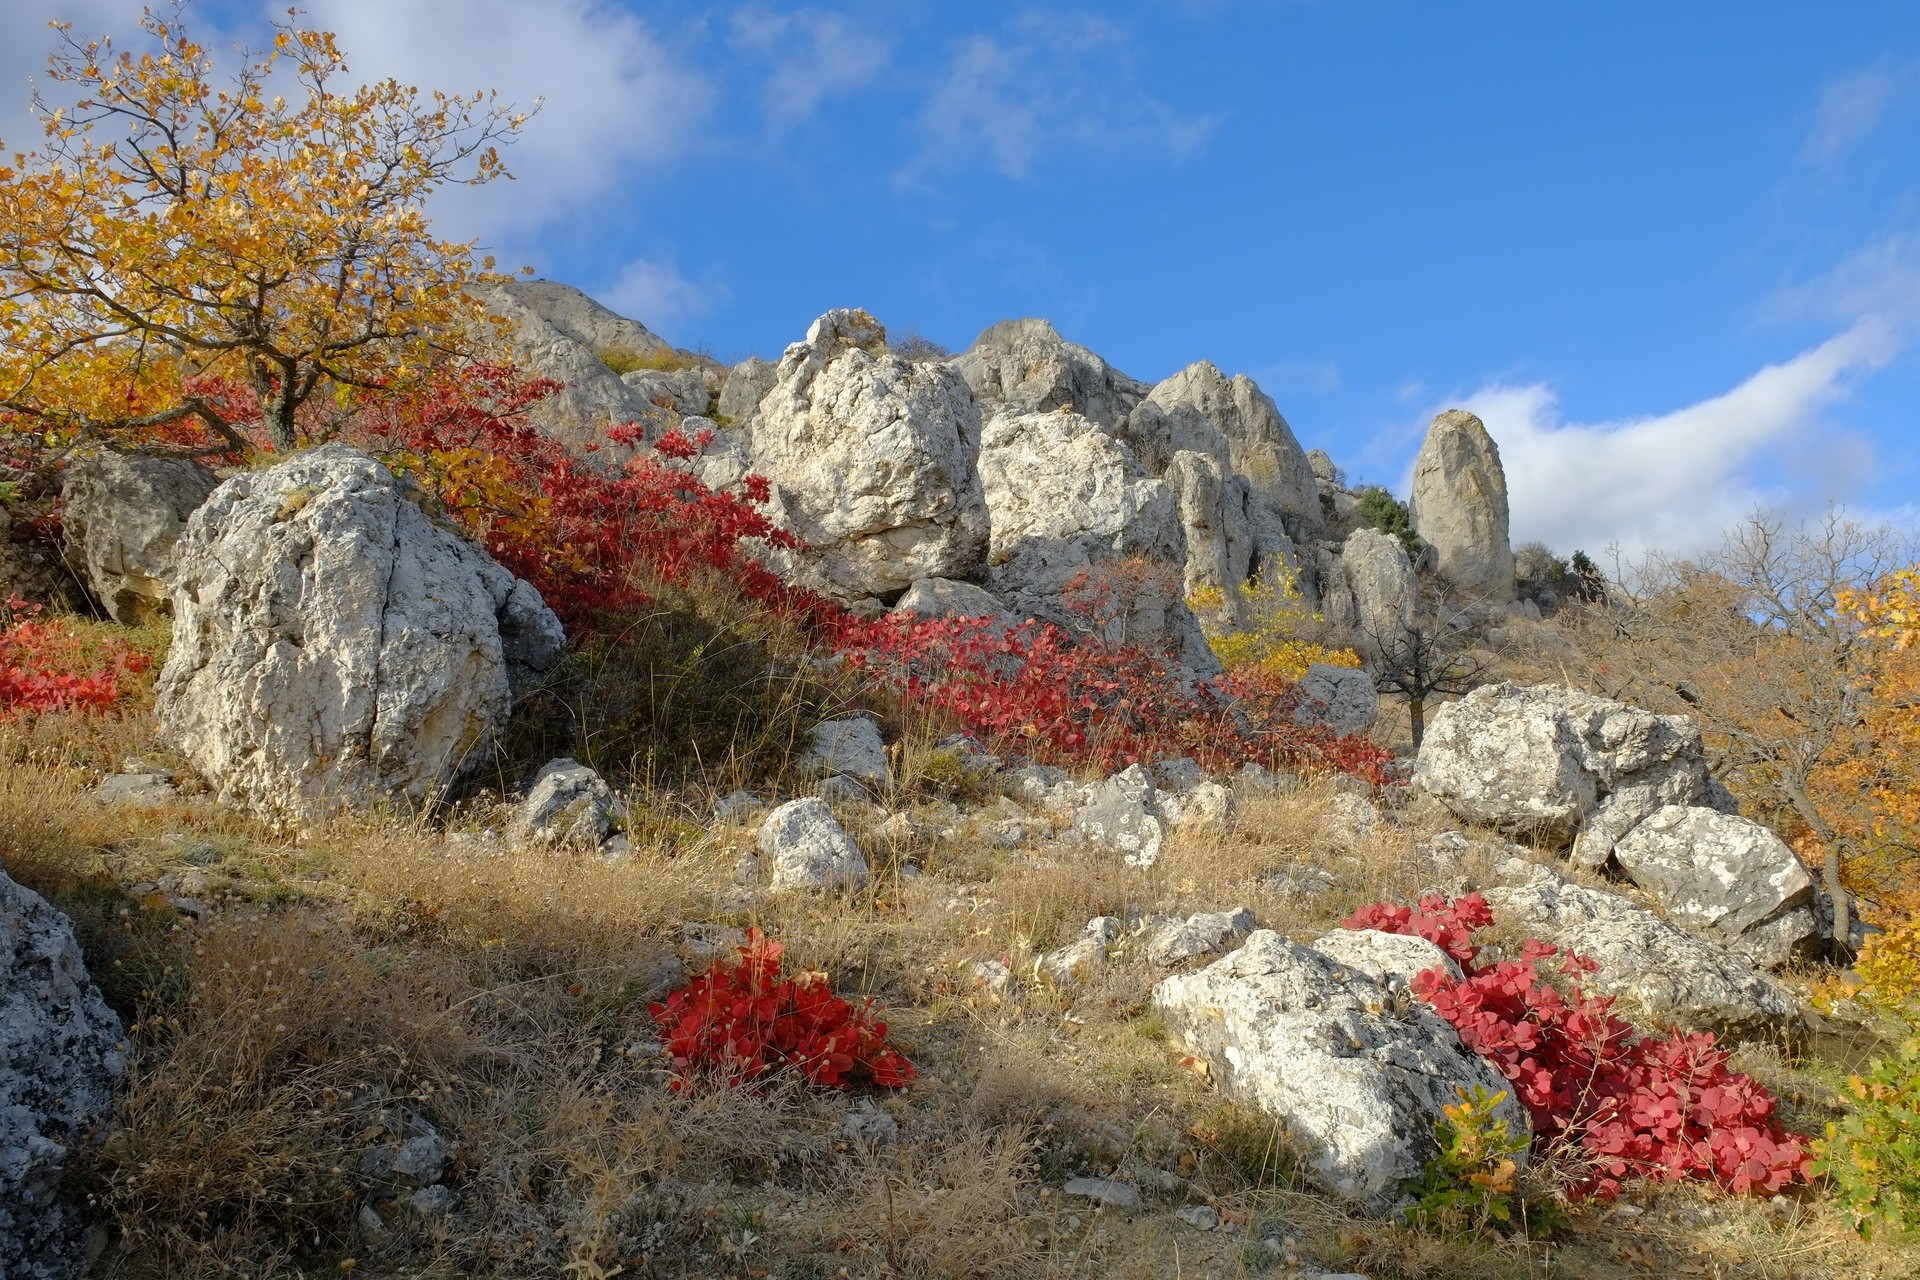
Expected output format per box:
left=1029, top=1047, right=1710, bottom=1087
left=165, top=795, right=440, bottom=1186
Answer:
left=1409, top=696, right=1426, bottom=751
left=263, top=398, right=297, bottom=452
left=1779, top=777, right=1851, bottom=958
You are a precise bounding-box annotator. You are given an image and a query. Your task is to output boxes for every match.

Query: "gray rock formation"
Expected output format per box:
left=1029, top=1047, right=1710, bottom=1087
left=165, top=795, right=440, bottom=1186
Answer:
left=1485, top=858, right=1804, bottom=1039
left=1072, top=764, right=1166, bottom=868
left=1138, top=907, right=1256, bottom=966
left=155, top=445, right=565, bottom=821
left=1153, top=930, right=1524, bottom=1213
left=59, top=449, right=219, bottom=623
left=889, top=577, right=1020, bottom=630
left=1036, top=916, right=1122, bottom=987
left=1310, top=928, right=1463, bottom=986
left=951, top=318, right=1149, bottom=433
left=484, top=282, right=668, bottom=449
left=1327, top=527, right=1417, bottom=641
left=756, top=797, right=870, bottom=893
left=621, top=367, right=712, bottom=417
left=798, top=716, right=892, bottom=788
left=1139, top=362, right=1320, bottom=552
left=510, top=759, right=617, bottom=847
left=716, top=355, right=779, bottom=427
left=497, top=279, right=673, bottom=358
left=1292, top=662, right=1379, bottom=736
left=748, top=310, right=990, bottom=599
left=1411, top=682, right=1711, bottom=865
left=1612, top=806, right=1821, bottom=967
left=1164, top=450, right=1255, bottom=620
left=1409, top=410, right=1513, bottom=601
left=2, top=867, right=127, bottom=1280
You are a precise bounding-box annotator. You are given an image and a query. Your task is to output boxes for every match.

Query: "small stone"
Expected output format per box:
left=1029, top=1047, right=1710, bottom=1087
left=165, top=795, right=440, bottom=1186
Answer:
left=1035, top=917, right=1121, bottom=988
left=841, top=1100, right=900, bottom=1145
left=1061, top=1177, right=1144, bottom=1213
left=408, top=1184, right=455, bottom=1215
left=714, top=790, right=761, bottom=821
left=1175, top=1203, right=1219, bottom=1231
left=799, top=715, right=892, bottom=787
left=757, top=798, right=870, bottom=893
left=510, top=758, right=616, bottom=847
left=388, top=1132, right=449, bottom=1187
left=358, top=1204, right=387, bottom=1235
left=96, top=772, right=177, bottom=807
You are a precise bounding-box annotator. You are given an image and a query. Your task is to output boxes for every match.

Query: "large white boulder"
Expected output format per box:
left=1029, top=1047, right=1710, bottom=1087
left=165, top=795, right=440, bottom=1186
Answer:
left=951, top=317, right=1149, bottom=434
left=1411, top=682, right=1710, bottom=864
left=1409, top=410, right=1513, bottom=601
left=1485, top=858, right=1804, bottom=1039
left=748, top=310, right=990, bottom=599
left=1612, top=806, right=1821, bottom=967
left=2, top=866, right=127, bottom=1280
left=1327, top=526, right=1416, bottom=641
left=756, top=797, right=871, bottom=893
left=155, top=445, right=565, bottom=821
left=1153, top=930, right=1523, bottom=1214
left=60, top=449, right=219, bottom=623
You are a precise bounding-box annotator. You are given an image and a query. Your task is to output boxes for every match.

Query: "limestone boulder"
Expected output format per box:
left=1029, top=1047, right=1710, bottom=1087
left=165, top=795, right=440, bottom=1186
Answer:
left=155, top=445, right=565, bottom=821
left=621, top=367, right=712, bottom=417
left=484, top=282, right=668, bottom=449
left=1412, top=682, right=1710, bottom=862
left=510, top=759, right=617, bottom=848
left=1140, top=362, right=1320, bottom=551
left=1153, top=930, right=1524, bottom=1213
left=1311, top=928, right=1463, bottom=986
left=1138, top=907, right=1256, bottom=966
left=1612, top=806, right=1820, bottom=967
left=951, top=317, right=1149, bottom=433
left=1485, top=858, right=1804, bottom=1040
left=748, top=310, right=990, bottom=598
left=1328, top=526, right=1417, bottom=641
left=756, top=797, right=870, bottom=893
left=716, top=355, right=779, bottom=428
left=60, top=450, right=220, bottom=623
left=1409, top=410, right=1513, bottom=601
left=2, top=866, right=127, bottom=1280
left=1164, top=450, right=1254, bottom=621
left=1072, top=764, right=1166, bottom=868
left=889, top=577, right=1020, bottom=630
left=798, top=716, right=892, bottom=789
left=1293, top=662, right=1379, bottom=736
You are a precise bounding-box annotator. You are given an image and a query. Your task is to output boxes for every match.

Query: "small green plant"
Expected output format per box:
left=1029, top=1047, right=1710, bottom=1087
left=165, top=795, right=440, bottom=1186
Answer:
left=1406, top=1085, right=1558, bottom=1236
left=1354, top=486, right=1422, bottom=560
left=1814, top=1040, right=1920, bottom=1239
left=599, top=343, right=698, bottom=375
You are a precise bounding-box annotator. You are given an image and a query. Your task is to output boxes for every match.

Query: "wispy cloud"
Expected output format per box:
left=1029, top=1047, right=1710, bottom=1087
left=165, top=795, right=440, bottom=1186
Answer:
left=1423, top=321, right=1902, bottom=559
left=600, top=256, right=729, bottom=339
left=1770, top=225, right=1920, bottom=331
left=902, top=10, right=1221, bottom=182
left=1799, top=61, right=1917, bottom=172
left=0, top=2, right=157, bottom=153
left=729, top=6, right=891, bottom=126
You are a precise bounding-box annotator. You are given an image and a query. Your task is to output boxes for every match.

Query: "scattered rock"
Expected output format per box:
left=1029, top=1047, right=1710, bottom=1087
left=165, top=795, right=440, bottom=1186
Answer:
left=798, top=715, right=892, bottom=788
left=970, top=958, right=1014, bottom=997
left=755, top=798, right=870, bottom=893
left=408, top=1184, right=455, bottom=1215
left=841, top=1099, right=900, bottom=1145
left=510, top=758, right=617, bottom=847
left=2, top=866, right=128, bottom=1280
left=96, top=769, right=177, bottom=808
left=1485, top=858, right=1804, bottom=1040
left=1035, top=917, right=1121, bottom=987
left=713, top=790, right=761, bottom=821
left=1175, top=1203, right=1219, bottom=1231
left=1060, top=1177, right=1145, bottom=1213
left=1612, top=805, right=1820, bottom=967
left=1409, top=409, right=1513, bottom=600
left=1152, top=930, right=1524, bottom=1213
left=1310, top=928, right=1463, bottom=986
left=1004, top=763, right=1075, bottom=809
left=1161, top=779, right=1235, bottom=832
left=155, top=445, right=565, bottom=821
left=888, top=577, right=1019, bottom=632
left=59, top=448, right=219, bottom=623
left=1327, top=791, right=1381, bottom=842
left=1292, top=662, right=1379, bottom=736
left=1072, top=765, right=1166, bottom=867
left=1138, top=907, right=1256, bottom=965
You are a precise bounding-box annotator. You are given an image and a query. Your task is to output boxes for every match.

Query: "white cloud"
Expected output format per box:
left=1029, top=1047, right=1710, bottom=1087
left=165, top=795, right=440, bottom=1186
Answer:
left=0, top=3, right=161, bottom=154
left=1799, top=61, right=1916, bottom=172
left=1424, top=321, right=1901, bottom=560
left=599, top=256, right=728, bottom=339
left=1771, top=225, right=1920, bottom=330
left=903, top=10, right=1220, bottom=182
left=259, top=0, right=712, bottom=250
left=729, top=6, right=891, bottom=125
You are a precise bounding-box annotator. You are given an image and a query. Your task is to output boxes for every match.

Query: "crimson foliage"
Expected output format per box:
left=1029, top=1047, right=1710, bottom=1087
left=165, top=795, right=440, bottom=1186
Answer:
left=1343, top=894, right=1812, bottom=1198
left=649, top=927, right=915, bottom=1092
left=0, top=595, right=150, bottom=715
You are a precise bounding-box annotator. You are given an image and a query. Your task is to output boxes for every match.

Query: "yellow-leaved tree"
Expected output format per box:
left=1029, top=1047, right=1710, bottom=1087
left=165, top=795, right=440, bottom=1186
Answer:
left=0, top=6, right=530, bottom=465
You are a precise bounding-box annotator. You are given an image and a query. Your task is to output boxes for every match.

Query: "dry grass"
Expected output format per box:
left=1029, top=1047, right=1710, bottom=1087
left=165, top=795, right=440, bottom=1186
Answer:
left=6, top=697, right=1920, bottom=1278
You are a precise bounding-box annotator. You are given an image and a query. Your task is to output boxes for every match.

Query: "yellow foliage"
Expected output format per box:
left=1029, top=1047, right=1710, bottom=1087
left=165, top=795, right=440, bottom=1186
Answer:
left=1190, top=560, right=1360, bottom=684
left=0, top=10, right=529, bottom=453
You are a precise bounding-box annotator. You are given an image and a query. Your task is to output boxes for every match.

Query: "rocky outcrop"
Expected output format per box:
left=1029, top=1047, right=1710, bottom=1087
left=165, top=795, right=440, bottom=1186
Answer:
left=510, top=759, right=617, bottom=848
left=1326, top=526, right=1417, bottom=641
left=497, top=279, right=674, bottom=359
left=1612, top=806, right=1821, bottom=967
left=716, top=356, right=778, bottom=427
left=1409, top=410, right=1513, bottom=601
left=1292, top=662, right=1379, bottom=736
left=951, top=318, right=1149, bottom=434
left=1485, top=858, right=1803, bottom=1040
left=484, top=282, right=668, bottom=449
left=2, top=866, right=127, bottom=1280
left=1412, top=682, right=1710, bottom=865
left=60, top=450, right=220, bottom=623
left=755, top=797, right=870, bottom=893
left=1139, top=362, right=1320, bottom=553
left=1164, top=450, right=1255, bottom=619
left=155, top=445, right=566, bottom=821
left=1153, top=930, right=1524, bottom=1213
left=889, top=577, right=1020, bottom=630
left=747, top=310, right=990, bottom=599
left=1311, top=928, right=1463, bottom=986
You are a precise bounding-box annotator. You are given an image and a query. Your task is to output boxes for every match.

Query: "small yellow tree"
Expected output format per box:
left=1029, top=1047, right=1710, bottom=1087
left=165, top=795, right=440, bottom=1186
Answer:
left=1189, top=558, right=1360, bottom=684
left=0, top=6, right=530, bottom=460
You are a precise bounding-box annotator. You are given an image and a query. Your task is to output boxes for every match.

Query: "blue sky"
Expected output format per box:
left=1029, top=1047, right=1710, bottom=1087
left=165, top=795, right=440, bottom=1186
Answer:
left=6, top=2, right=1920, bottom=557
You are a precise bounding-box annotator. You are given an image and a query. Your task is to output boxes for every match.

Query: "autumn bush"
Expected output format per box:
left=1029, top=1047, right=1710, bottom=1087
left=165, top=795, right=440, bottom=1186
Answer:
left=0, top=594, right=154, bottom=715
left=1345, top=892, right=1813, bottom=1200
left=1814, top=1041, right=1920, bottom=1240
left=1190, top=555, right=1361, bottom=684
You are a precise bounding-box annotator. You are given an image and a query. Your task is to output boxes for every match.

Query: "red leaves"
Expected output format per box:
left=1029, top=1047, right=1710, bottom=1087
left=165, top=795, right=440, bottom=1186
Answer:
left=0, top=595, right=150, bottom=715
left=1347, top=894, right=1812, bottom=1199
left=648, top=928, right=916, bottom=1093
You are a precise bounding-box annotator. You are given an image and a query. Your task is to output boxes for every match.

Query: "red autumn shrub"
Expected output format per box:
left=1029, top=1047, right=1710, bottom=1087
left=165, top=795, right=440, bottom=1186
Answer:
left=649, top=927, right=915, bottom=1092
left=0, top=595, right=152, bottom=715
left=1344, top=894, right=1811, bottom=1198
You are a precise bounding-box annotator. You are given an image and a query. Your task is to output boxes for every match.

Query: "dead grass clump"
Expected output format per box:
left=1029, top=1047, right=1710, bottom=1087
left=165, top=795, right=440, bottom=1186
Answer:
left=827, top=1130, right=1047, bottom=1279
left=598, top=343, right=701, bottom=375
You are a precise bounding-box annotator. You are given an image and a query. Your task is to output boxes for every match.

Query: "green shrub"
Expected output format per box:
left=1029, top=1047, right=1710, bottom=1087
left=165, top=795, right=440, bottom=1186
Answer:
left=1405, top=1086, right=1558, bottom=1236
left=600, top=343, right=699, bottom=375
left=1814, top=1041, right=1920, bottom=1239
left=1354, top=486, right=1422, bottom=560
